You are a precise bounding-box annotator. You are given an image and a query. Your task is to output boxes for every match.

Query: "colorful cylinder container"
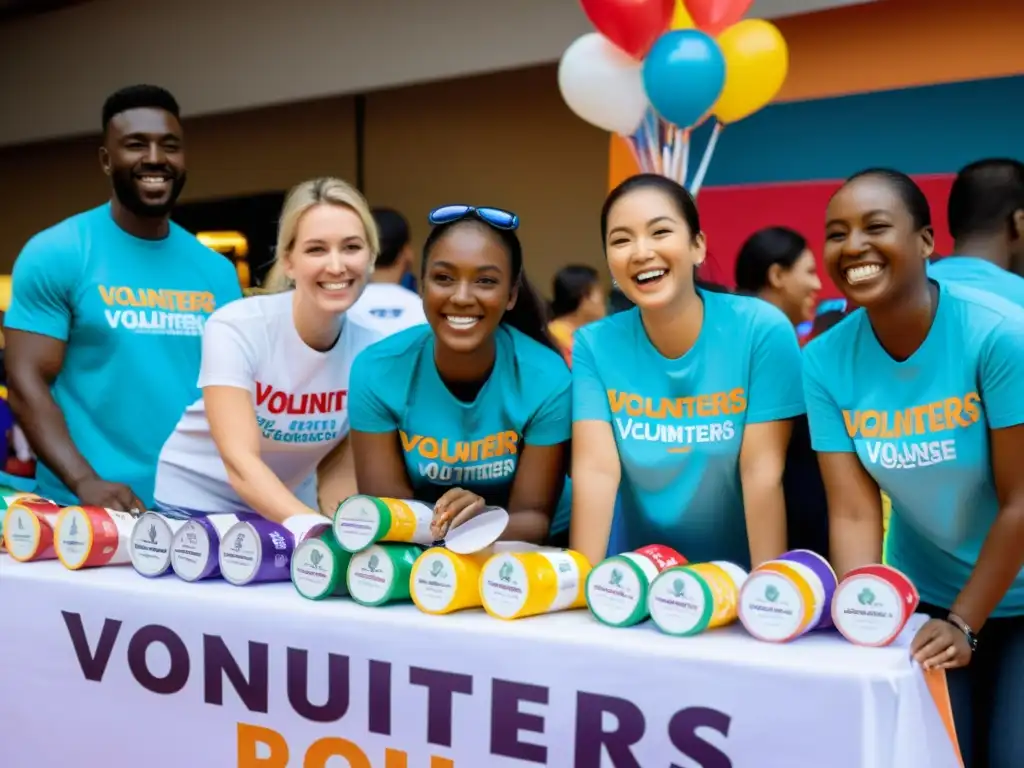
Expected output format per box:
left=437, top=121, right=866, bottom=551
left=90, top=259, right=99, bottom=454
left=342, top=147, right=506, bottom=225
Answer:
left=411, top=547, right=492, bottom=615
left=291, top=530, right=353, bottom=601
left=54, top=506, right=137, bottom=570
left=170, top=514, right=240, bottom=582
left=130, top=512, right=186, bottom=578
left=832, top=564, right=920, bottom=647
left=648, top=561, right=749, bottom=636
left=346, top=543, right=422, bottom=606
left=2, top=497, right=62, bottom=562
left=333, top=496, right=436, bottom=553
left=480, top=549, right=591, bottom=620
left=282, top=513, right=333, bottom=546
left=738, top=549, right=836, bottom=643
left=219, top=517, right=295, bottom=586
left=585, top=544, right=687, bottom=627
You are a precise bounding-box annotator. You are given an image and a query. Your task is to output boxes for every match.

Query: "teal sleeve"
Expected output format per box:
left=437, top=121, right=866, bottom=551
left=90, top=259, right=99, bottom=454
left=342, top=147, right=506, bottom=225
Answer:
left=802, top=348, right=856, bottom=453
left=979, top=316, right=1024, bottom=430
left=572, top=333, right=612, bottom=423
left=348, top=348, right=398, bottom=433
left=524, top=366, right=571, bottom=446
left=746, top=311, right=806, bottom=423
left=4, top=233, right=79, bottom=341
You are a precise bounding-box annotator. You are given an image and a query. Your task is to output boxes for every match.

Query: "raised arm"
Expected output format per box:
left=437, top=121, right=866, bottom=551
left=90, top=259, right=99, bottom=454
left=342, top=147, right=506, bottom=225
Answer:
left=5, top=236, right=143, bottom=509
left=569, top=335, right=621, bottom=566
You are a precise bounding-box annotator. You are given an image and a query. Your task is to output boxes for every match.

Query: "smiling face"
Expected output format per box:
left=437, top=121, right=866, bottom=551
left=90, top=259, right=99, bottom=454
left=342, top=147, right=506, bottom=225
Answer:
left=423, top=221, right=517, bottom=354
left=604, top=187, right=706, bottom=311
left=773, top=249, right=822, bottom=324
left=283, top=203, right=373, bottom=314
left=101, top=107, right=186, bottom=218
left=824, top=176, right=934, bottom=308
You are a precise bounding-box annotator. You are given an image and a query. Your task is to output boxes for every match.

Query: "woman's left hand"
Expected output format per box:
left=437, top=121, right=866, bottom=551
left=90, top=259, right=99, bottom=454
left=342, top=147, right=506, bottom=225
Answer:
left=910, top=618, right=973, bottom=670
left=431, top=487, right=487, bottom=540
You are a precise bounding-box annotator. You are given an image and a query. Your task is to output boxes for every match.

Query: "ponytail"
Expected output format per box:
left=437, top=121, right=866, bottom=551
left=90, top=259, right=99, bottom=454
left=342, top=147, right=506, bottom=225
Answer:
left=505, top=271, right=558, bottom=352
left=262, top=260, right=294, bottom=293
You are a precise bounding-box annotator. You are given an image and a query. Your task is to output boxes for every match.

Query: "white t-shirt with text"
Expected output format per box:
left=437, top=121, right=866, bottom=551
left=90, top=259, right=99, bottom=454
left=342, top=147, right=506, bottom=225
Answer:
left=348, top=282, right=427, bottom=337
left=154, top=290, right=382, bottom=513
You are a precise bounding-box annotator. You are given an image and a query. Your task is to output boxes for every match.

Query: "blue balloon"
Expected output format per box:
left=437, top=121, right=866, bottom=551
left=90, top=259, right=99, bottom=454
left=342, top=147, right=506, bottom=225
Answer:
left=642, top=30, right=726, bottom=129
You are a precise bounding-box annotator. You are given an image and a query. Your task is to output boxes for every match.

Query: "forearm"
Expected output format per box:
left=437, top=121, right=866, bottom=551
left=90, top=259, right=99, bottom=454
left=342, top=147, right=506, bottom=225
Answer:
left=226, top=458, right=319, bottom=525
left=501, top=509, right=550, bottom=545
left=829, top=514, right=883, bottom=578
left=9, top=384, right=97, bottom=493
left=569, top=470, right=619, bottom=566
left=951, top=500, right=1024, bottom=631
left=741, top=476, right=788, bottom=567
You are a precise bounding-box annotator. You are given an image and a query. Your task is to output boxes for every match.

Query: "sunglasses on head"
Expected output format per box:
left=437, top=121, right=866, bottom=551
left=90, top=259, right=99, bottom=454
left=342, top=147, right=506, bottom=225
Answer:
left=428, top=204, right=519, bottom=231
left=816, top=298, right=848, bottom=316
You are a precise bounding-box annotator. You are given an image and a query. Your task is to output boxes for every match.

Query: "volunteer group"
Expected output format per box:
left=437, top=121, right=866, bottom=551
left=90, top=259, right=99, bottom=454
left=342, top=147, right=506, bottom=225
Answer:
left=4, top=85, right=1023, bottom=768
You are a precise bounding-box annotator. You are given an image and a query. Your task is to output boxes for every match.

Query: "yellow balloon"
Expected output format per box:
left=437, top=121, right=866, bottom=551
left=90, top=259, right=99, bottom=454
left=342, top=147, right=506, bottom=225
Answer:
left=670, top=0, right=694, bottom=30
left=713, top=19, right=788, bottom=124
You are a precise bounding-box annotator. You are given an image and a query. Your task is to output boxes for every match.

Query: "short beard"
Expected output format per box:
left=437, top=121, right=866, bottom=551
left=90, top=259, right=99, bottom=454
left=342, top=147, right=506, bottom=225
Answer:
left=110, top=168, right=187, bottom=219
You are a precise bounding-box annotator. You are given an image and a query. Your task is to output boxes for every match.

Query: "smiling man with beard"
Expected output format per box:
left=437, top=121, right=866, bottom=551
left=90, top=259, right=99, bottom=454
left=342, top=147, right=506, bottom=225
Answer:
left=3, top=85, right=242, bottom=512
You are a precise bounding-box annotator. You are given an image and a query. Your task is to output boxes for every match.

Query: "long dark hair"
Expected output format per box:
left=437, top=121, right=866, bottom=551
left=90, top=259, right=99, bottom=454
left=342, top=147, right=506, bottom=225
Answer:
left=600, top=174, right=727, bottom=294
left=734, top=227, right=808, bottom=293
left=422, top=219, right=557, bottom=351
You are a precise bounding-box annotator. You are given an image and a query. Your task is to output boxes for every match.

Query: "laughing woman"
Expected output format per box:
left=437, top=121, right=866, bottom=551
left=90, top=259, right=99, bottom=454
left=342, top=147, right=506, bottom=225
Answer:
left=804, top=169, right=1024, bottom=767
left=571, top=175, right=804, bottom=569
left=153, top=178, right=381, bottom=522
left=347, top=205, right=571, bottom=543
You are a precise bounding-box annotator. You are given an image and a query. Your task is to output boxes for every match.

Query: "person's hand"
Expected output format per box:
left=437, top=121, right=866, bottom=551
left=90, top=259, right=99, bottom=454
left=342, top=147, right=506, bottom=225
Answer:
left=431, top=488, right=486, bottom=540
left=911, top=618, right=973, bottom=670
left=73, top=478, right=146, bottom=516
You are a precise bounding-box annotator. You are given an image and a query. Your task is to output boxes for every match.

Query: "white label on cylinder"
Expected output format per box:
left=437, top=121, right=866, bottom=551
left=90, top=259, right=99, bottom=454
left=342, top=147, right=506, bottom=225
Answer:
left=131, top=513, right=186, bottom=576
left=541, top=552, right=581, bottom=612
left=283, top=513, right=331, bottom=545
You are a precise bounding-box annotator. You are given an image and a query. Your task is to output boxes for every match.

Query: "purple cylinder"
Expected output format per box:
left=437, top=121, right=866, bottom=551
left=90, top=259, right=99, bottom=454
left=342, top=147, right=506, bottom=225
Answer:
left=219, top=517, right=294, bottom=586
left=170, top=514, right=242, bottom=582
left=780, top=549, right=838, bottom=630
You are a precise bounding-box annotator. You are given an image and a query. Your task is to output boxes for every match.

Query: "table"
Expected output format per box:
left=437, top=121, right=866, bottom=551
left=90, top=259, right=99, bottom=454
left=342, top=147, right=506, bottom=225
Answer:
left=0, top=558, right=960, bottom=768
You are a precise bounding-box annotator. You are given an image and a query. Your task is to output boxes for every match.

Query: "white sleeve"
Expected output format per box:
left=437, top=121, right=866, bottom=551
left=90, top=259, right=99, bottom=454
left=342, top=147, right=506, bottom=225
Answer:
left=197, top=314, right=259, bottom=390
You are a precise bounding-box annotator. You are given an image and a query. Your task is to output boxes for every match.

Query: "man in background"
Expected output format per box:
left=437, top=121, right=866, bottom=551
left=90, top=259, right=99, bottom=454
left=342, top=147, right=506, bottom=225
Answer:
left=347, top=207, right=426, bottom=335
left=3, top=85, right=242, bottom=511
left=930, top=157, right=1024, bottom=306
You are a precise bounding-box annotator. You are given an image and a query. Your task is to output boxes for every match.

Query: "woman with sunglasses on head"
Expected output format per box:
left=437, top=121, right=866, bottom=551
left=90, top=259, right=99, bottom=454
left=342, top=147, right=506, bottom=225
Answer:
left=348, top=205, right=571, bottom=543
left=805, top=168, right=1024, bottom=767
left=571, top=174, right=804, bottom=569
left=153, top=178, right=381, bottom=523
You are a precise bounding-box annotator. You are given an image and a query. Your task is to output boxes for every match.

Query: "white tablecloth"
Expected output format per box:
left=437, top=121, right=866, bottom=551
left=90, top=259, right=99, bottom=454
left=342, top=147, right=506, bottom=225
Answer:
left=0, top=558, right=959, bottom=768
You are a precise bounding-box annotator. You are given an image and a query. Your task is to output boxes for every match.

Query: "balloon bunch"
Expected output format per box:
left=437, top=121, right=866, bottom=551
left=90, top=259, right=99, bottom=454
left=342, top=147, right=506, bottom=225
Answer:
left=559, top=0, right=788, bottom=195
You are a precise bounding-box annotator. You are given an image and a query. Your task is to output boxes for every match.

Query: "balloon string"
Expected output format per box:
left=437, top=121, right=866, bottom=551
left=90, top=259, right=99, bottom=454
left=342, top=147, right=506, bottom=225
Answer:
left=689, top=122, right=723, bottom=197
left=624, top=134, right=645, bottom=174
left=643, top=112, right=660, bottom=174
left=676, top=129, right=690, bottom=186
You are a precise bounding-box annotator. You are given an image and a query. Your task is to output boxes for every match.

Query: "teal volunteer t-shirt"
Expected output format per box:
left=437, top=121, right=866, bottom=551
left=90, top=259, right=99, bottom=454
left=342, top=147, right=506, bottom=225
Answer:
left=572, top=290, right=805, bottom=568
left=803, top=281, right=1024, bottom=616
left=928, top=255, right=1024, bottom=308
left=4, top=203, right=243, bottom=507
left=348, top=324, right=571, bottom=510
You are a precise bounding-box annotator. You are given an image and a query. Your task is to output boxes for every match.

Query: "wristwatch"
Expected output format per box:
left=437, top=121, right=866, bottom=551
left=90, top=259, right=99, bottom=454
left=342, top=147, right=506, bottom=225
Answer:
left=945, top=613, right=979, bottom=652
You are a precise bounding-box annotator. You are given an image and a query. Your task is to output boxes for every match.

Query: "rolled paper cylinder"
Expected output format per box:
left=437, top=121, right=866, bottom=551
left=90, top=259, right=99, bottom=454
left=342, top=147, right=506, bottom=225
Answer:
left=219, top=517, right=294, bottom=586
left=832, top=564, right=921, bottom=647
left=170, top=514, right=240, bottom=582
left=480, top=549, right=591, bottom=621
left=738, top=559, right=824, bottom=643
left=411, top=547, right=493, bottom=615
left=55, top=506, right=137, bottom=570
left=333, top=496, right=435, bottom=553
left=347, top=543, right=423, bottom=607
left=291, top=530, right=353, bottom=601
left=2, top=497, right=62, bottom=562
left=282, top=513, right=332, bottom=546
left=779, top=549, right=838, bottom=630
left=130, top=511, right=187, bottom=578
left=648, top=561, right=748, bottom=636
left=587, top=543, right=689, bottom=628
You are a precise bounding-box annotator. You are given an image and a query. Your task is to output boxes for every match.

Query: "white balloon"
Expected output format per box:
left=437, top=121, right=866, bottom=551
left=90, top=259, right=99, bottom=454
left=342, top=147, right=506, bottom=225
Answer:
left=558, top=33, right=649, bottom=136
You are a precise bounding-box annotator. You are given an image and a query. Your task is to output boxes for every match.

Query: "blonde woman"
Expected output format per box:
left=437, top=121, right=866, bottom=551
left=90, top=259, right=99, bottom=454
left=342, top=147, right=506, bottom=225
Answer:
left=153, top=178, right=382, bottom=523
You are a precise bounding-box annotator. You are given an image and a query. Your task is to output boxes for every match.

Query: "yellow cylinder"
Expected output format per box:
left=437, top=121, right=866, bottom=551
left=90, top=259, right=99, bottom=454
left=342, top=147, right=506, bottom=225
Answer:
left=411, top=548, right=491, bottom=615
left=480, top=549, right=591, bottom=620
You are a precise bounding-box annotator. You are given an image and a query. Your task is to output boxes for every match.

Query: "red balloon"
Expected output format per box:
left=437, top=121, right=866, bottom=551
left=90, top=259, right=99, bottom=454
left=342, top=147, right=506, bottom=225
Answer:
left=579, top=0, right=676, bottom=60
left=684, top=0, right=754, bottom=36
